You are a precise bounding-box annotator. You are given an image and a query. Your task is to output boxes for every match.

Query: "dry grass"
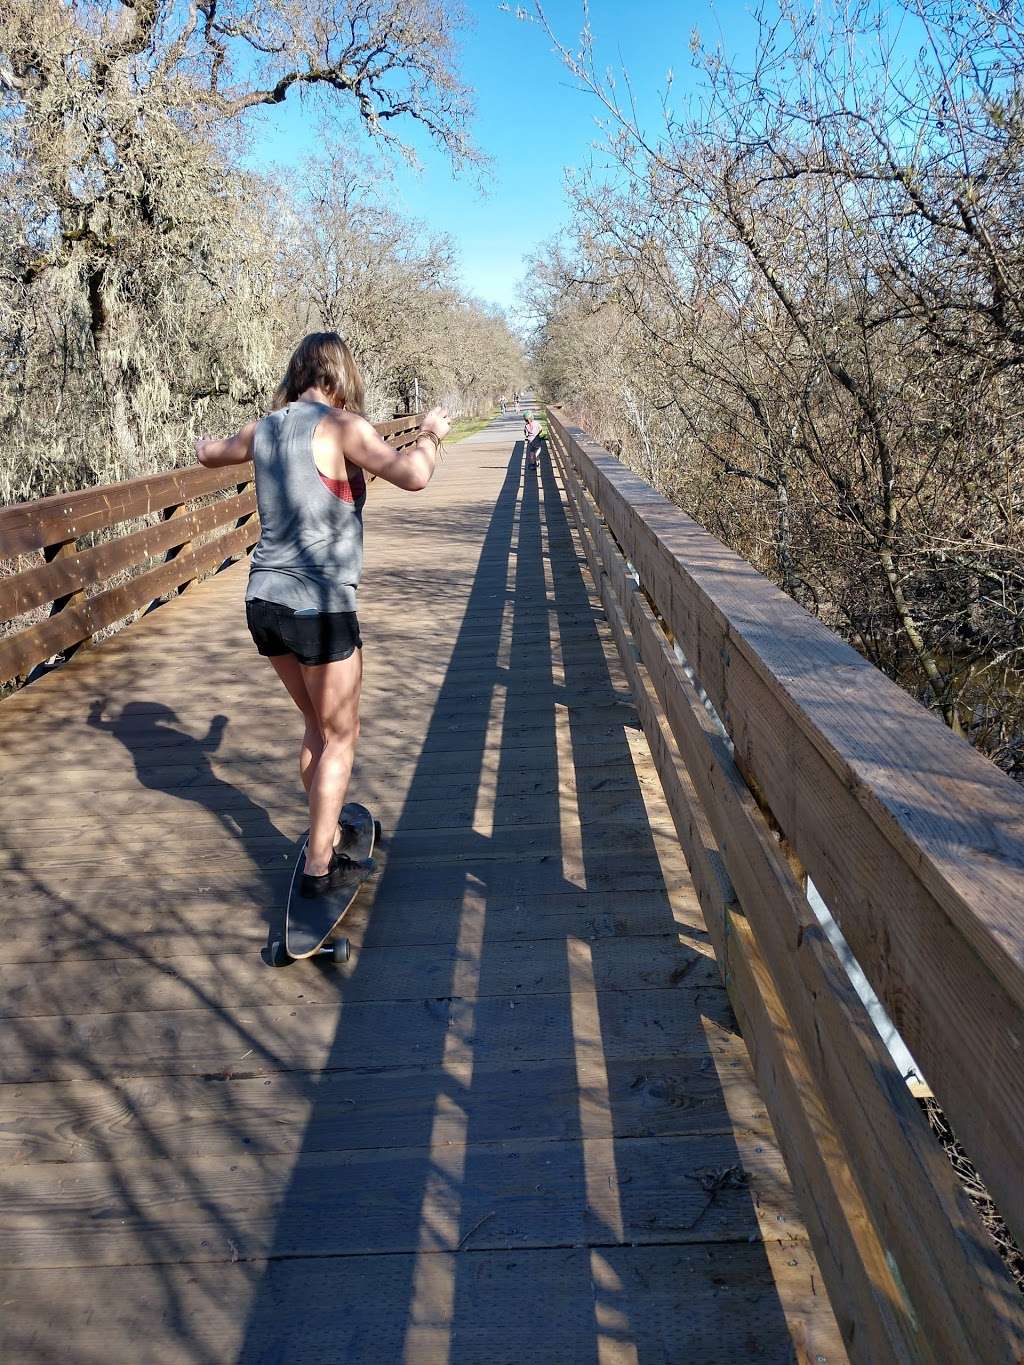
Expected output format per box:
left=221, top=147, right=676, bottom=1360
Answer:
left=920, top=1096, right=1024, bottom=1291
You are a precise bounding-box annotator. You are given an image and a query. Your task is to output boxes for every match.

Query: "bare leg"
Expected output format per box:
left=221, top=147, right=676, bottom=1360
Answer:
left=301, top=649, right=363, bottom=876
left=267, top=654, right=324, bottom=794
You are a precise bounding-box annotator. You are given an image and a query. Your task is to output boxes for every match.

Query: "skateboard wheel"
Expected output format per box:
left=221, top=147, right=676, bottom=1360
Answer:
left=270, top=938, right=290, bottom=968
left=329, top=938, right=351, bottom=964
left=374, top=819, right=383, bottom=844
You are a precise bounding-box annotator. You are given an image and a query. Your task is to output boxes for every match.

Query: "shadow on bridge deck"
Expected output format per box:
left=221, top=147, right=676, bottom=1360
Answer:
left=0, top=416, right=843, bottom=1362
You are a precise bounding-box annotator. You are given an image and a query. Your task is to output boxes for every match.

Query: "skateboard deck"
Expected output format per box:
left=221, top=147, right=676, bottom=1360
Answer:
left=272, top=803, right=379, bottom=966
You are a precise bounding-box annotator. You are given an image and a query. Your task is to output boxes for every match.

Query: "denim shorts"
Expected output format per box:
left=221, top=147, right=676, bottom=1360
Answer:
left=246, top=598, right=362, bottom=666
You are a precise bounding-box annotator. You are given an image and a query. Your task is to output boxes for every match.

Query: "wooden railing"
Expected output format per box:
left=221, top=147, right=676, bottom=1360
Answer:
left=0, top=411, right=424, bottom=687
left=546, top=408, right=1024, bottom=1364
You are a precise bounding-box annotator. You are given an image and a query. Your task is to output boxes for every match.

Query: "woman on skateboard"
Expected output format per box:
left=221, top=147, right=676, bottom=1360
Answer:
left=195, top=331, right=449, bottom=898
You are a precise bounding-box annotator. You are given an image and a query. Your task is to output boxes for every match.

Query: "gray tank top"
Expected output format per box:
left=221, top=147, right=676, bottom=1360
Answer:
left=246, top=400, right=366, bottom=613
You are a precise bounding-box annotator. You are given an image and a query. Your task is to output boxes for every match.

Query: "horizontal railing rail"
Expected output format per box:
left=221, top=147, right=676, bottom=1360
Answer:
left=546, top=407, right=1024, bottom=1364
left=0, top=411, right=424, bottom=686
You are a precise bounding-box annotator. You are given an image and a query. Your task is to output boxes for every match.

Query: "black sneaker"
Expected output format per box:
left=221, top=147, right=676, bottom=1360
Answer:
left=299, top=848, right=354, bottom=899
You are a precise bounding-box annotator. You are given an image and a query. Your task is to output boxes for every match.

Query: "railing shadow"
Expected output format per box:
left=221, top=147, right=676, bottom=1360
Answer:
left=525, top=452, right=798, bottom=1360
left=231, top=431, right=798, bottom=1360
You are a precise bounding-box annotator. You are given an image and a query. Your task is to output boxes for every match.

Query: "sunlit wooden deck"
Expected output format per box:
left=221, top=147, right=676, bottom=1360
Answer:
left=0, top=415, right=844, bottom=1363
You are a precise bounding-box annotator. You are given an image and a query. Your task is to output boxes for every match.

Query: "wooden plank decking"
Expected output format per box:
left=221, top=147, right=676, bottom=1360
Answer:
left=0, top=416, right=845, bottom=1363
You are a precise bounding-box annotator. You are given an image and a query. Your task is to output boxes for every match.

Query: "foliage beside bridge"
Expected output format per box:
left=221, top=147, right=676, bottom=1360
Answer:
left=527, top=1, right=1024, bottom=774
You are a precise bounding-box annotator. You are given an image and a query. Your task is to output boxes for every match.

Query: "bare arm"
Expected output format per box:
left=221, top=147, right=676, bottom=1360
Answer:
left=195, top=420, right=258, bottom=468
left=202, top=714, right=229, bottom=753
left=335, top=406, right=451, bottom=492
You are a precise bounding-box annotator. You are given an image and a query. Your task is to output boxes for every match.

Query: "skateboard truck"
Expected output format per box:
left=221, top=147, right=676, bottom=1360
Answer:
left=270, top=935, right=351, bottom=968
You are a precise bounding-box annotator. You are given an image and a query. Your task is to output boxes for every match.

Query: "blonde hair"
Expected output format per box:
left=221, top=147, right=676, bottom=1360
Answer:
left=272, top=332, right=365, bottom=414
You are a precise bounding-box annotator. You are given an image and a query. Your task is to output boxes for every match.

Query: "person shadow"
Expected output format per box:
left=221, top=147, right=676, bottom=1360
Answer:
left=87, top=698, right=296, bottom=954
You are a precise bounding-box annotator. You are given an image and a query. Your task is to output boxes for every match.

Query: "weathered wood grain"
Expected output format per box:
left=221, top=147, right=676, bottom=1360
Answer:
left=375, top=412, right=425, bottom=439
left=0, top=883, right=707, bottom=966
left=0, top=488, right=256, bottom=622
left=0, top=934, right=723, bottom=1020
left=0, top=764, right=653, bottom=834
left=0, top=851, right=688, bottom=917
left=554, top=439, right=1024, bottom=1361
left=0, top=1044, right=768, bottom=1166
left=0, top=1241, right=843, bottom=1365
left=0, top=463, right=254, bottom=557
left=0, top=520, right=260, bottom=682
left=0, top=984, right=739, bottom=1086
left=0, top=1131, right=801, bottom=1268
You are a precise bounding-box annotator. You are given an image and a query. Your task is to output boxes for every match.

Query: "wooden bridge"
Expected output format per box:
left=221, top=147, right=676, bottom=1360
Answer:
left=0, top=410, right=1022, bottom=1363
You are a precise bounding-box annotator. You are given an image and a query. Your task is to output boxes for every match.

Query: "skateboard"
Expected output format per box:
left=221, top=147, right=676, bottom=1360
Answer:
left=270, top=802, right=381, bottom=967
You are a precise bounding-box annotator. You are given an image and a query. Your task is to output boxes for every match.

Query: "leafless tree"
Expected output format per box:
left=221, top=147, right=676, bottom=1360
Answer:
left=1, top=0, right=492, bottom=493
left=525, top=0, right=1024, bottom=770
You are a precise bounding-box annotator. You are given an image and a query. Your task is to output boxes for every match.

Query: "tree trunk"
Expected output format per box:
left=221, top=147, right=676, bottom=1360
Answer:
left=877, top=544, right=961, bottom=733
left=86, top=264, right=138, bottom=473
left=776, top=472, right=795, bottom=596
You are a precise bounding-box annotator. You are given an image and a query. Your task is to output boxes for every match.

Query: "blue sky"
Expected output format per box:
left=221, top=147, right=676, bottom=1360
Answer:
left=243, top=2, right=755, bottom=314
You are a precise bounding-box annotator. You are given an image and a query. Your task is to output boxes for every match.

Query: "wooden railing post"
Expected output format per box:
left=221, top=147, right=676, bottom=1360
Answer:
left=157, top=502, right=195, bottom=602
left=44, top=538, right=86, bottom=615
left=24, top=538, right=92, bottom=681
left=161, top=504, right=192, bottom=558
left=229, top=478, right=257, bottom=568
